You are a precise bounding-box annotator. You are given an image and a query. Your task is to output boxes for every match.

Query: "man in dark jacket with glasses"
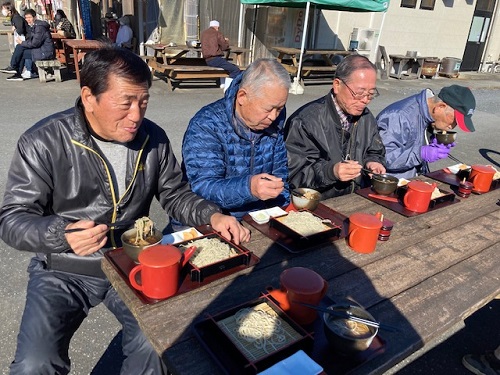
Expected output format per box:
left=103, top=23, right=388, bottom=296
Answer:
left=284, top=54, right=386, bottom=199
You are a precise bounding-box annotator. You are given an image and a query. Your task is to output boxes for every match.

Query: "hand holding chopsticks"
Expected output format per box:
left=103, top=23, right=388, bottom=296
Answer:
left=64, top=219, right=136, bottom=233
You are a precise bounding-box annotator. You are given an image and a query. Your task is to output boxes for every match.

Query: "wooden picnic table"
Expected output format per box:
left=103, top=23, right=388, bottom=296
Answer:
left=0, top=29, right=14, bottom=54
left=272, top=46, right=352, bottom=77
left=143, top=44, right=249, bottom=91
left=62, top=39, right=105, bottom=81
left=51, top=32, right=68, bottom=64
left=102, top=176, right=500, bottom=374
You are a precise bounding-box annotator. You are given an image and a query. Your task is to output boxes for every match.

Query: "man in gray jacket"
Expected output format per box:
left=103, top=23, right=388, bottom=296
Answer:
left=0, top=47, right=249, bottom=374
left=285, top=54, right=386, bottom=199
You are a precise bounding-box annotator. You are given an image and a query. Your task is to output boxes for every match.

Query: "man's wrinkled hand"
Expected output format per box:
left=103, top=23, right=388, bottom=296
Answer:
left=250, top=173, right=284, bottom=200
left=365, top=161, right=386, bottom=175
left=210, top=213, right=251, bottom=245
left=333, top=160, right=362, bottom=181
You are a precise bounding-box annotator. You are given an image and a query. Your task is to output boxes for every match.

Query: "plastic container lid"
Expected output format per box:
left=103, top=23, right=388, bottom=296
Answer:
left=471, top=165, right=496, bottom=175
left=280, top=267, right=325, bottom=295
left=138, top=245, right=180, bottom=267
left=407, top=180, right=435, bottom=193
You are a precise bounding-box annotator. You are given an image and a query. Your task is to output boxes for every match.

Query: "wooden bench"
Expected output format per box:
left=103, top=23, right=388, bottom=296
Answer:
left=282, top=63, right=337, bottom=77
left=161, top=64, right=229, bottom=91
left=35, top=60, right=62, bottom=83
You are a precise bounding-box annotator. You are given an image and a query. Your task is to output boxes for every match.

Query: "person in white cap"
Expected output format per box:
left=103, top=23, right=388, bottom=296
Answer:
left=200, top=20, right=240, bottom=91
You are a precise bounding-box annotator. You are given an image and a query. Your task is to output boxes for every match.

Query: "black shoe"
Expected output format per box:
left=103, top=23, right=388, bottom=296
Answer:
left=0, top=66, right=17, bottom=74
left=6, top=74, right=24, bottom=81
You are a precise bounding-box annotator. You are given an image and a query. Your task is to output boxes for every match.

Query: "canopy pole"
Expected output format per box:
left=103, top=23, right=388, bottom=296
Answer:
left=238, top=3, right=244, bottom=47
left=290, top=1, right=310, bottom=95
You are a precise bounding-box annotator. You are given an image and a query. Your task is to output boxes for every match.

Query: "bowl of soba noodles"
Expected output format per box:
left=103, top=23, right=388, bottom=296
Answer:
left=323, top=304, right=378, bottom=355
left=121, top=217, right=163, bottom=263
left=291, top=188, right=321, bottom=211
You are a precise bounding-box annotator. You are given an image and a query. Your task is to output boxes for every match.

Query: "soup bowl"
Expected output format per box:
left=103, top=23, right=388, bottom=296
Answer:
left=291, top=188, right=321, bottom=211
left=371, top=174, right=399, bottom=196
left=434, top=131, right=457, bottom=145
left=323, top=304, right=378, bottom=355
left=121, top=228, right=163, bottom=263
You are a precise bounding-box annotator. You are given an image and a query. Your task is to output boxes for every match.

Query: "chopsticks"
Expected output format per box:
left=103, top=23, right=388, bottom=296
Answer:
left=296, top=302, right=399, bottom=332
left=448, top=154, right=466, bottom=165
left=64, top=219, right=136, bottom=233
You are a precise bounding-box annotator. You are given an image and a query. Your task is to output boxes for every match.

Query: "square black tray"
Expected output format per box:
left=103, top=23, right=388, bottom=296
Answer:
left=193, top=295, right=314, bottom=374
left=177, top=232, right=252, bottom=282
left=269, top=209, right=342, bottom=243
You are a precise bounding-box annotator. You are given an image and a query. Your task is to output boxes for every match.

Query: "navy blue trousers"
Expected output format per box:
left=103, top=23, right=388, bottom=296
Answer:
left=9, top=44, right=33, bottom=74
left=206, top=56, right=241, bottom=78
left=10, top=257, right=165, bottom=375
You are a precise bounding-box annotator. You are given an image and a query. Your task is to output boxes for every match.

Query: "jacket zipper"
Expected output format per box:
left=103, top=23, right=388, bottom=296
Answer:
left=71, top=136, right=149, bottom=248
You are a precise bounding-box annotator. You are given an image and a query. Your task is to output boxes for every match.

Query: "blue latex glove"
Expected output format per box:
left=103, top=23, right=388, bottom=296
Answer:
left=421, top=138, right=452, bottom=163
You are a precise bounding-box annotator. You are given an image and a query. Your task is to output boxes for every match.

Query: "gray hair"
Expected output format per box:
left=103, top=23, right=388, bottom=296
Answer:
left=240, top=58, right=291, bottom=95
left=335, top=54, right=376, bottom=82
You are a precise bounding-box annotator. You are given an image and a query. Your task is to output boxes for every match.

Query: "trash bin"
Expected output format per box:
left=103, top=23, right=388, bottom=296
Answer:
left=439, top=57, right=461, bottom=78
left=421, top=57, right=440, bottom=78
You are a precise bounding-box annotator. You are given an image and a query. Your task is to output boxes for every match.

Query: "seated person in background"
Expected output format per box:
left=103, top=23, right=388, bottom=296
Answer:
left=115, top=15, right=133, bottom=49
left=1, top=1, right=28, bottom=49
left=200, top=20, right=240, bottom=91
left=285, top=54, right=386, bottom=199
left=182, top=58, right=291, bottom=220
left=0, top=8, right=54, bottom=80
left=53, top=9, right=76, bottom=38
left=376, top=85, right=476, bottom=179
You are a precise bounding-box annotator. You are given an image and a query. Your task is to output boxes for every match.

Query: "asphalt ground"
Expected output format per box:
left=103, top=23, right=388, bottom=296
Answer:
left=0, top=37, right=499, bottom=374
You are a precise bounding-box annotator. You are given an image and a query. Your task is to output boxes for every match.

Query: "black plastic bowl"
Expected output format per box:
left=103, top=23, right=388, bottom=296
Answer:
left=323, top=304, right=378, bottom=355
left=435, top=131, right=457, bottom=145
left=371, top=174, right=399, bottom=196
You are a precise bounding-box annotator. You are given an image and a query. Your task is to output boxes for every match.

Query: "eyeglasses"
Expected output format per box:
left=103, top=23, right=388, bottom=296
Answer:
left=339, top=78, right=379, bottom=100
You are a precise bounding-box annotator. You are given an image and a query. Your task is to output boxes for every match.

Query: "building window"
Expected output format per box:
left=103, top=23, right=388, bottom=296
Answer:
left=420, top=0, right=436, bottom=10
left=401, top=0, right=417, bottom=8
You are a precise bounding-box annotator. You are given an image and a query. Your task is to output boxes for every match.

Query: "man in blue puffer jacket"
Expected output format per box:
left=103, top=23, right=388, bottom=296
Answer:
left=182, top=58, right=291, bottom=220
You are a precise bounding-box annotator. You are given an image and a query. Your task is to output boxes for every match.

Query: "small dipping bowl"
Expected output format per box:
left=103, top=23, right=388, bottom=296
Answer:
left=371, top=174, right=399, bottom=196
left=248, top=210, right=270, bottom=224
left=434, top=131, right=457, bottom=145
left=291, top=187, right=321, bottom=211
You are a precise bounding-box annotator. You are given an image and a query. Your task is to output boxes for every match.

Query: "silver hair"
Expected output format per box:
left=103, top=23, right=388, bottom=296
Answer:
left=240, top=58, right=291, bottom=95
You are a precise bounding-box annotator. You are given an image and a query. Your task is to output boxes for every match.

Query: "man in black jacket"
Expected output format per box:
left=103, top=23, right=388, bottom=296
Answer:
left=284, top=54, right=386, bottom=199
left=0, top=8, right=54, bottom=80
left=0, top=47, right=249, bottom=374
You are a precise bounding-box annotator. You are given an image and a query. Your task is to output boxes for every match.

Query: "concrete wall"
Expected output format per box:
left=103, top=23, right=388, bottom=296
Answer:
left=320, top=0, right=499, bottom=68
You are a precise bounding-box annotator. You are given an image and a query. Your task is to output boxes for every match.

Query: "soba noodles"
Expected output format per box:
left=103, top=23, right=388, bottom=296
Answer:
left=180, top=237, right=238, bottom=267
left=132, top=217, right=155, bottom=246
left=328, top=317, right=371, bottom=339
left=234, top=306, right=286, bottom=353
left=279, top=211, right=330, bottom=236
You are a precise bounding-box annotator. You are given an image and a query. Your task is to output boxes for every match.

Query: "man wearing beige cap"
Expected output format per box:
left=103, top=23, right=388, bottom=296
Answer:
left=377, top=85, right=476, bottom=178
left=200, top=20, right=240, bottom=91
